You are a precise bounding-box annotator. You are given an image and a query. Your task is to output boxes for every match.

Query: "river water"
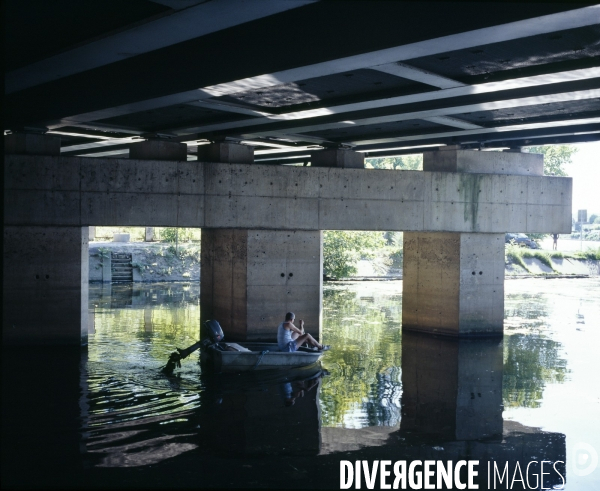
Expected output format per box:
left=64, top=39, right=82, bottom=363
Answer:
left=2, top=278, right=599, bottom=489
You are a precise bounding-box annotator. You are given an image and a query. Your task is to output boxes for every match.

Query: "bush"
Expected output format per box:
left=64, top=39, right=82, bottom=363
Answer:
left=389, top=248, right=403, bottom=268
left=573, top=247, right=600, bottom=261
left=506, top=244, right=529, bottom=272
left=160, top=228, right=195, bottom=243
left=323, top=231, right=385, bottom=279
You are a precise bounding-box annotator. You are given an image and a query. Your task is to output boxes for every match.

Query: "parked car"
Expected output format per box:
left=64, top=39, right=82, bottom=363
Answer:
left=505, top=233, right=540, bottom=249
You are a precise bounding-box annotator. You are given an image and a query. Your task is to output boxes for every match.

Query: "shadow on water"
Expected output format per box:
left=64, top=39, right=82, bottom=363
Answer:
left=4, top=279, right=598, bottom=489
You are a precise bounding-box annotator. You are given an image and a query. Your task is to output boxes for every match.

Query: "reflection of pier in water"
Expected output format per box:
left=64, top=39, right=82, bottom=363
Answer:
left=79, top=333, right=566, bottom=488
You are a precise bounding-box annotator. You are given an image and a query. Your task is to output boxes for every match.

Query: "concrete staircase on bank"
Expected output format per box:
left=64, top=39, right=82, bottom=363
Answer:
left=111, top=252, right=133, bottom=283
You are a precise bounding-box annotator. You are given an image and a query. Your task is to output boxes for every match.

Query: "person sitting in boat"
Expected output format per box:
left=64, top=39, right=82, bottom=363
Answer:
left=277, top=312, right=330, bottom=352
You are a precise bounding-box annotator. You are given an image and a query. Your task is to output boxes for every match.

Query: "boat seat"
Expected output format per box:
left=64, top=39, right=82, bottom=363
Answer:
left=224, top=342, right=252, bottom=352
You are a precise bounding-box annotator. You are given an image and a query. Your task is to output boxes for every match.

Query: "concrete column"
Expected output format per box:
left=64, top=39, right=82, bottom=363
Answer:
left=144, top=227, right=154, bottom=241
left=402, top=148, right=543, bottom=336
left=401, top=331, right=503, bottom=440
left=3, top=226, right=89, bottom=345
left=88, top=226, right=96, bottom=241
left=199, top=142, right=325, bottom=342
left=129, top=139, right=187, bottom=161
left=201, top=229, right=322, bottom=341
left=3, top=133, right=89, bottom=346
left=197, top=142, right=254, bottom=164
left=4, top=132, right=61, bottom=156
left=310, top=148, right=364, bottom=168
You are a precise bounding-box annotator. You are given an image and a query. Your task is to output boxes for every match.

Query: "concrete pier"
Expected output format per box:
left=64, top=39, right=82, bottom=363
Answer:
left=4, top=132, right=61, bottom=156
left=198, top=142, right=254, bottom=164
left=201, top=229, right=322, bottom=341
left=200, top=143, right=322, bottom=341
left=3, top=225, right=89, bottom=345
left=310, top=148, right=364, bottom=168
left=4, top=134, right=89, bottom=345
left=129, top=139, right=187, bottom=161
left=3, top=140, right=572, bottom=343
left=402, top=148, right=546, bottom=336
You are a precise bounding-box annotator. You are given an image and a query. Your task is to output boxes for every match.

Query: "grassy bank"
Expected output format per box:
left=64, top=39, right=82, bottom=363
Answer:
left=505, top=244, right=600, bottom=274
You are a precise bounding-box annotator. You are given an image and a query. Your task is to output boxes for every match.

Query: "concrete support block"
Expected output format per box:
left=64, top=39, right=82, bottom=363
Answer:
left=112, top=233, right=130, bottom=242
left=201, top=229, right=322, bottom=342
left=310, top=148, right=364, bottom=168
left=424, top=147, right=543, bottom=176
left=401, top=331, right=503, bottom=440
left=197, top=142, right=254, bottom=164
left=3, top=226, right=89, bottom=345
left=145, top=227, right=154, bottom=241
left=402, top=231, right=504, bottom=336
left=129, top=139, right=187, bottom=161
left=88, top=226, right=96, bottom=240
left=4, top=133, right=61, bottom=156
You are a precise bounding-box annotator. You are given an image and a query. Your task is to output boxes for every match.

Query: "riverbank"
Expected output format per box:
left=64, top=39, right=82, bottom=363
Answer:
left=89, top=241, right=200, bottom=282
left=88, top=241, right=599, bottom=282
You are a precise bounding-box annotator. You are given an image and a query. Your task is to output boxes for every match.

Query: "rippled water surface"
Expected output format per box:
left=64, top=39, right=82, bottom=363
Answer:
left=79, top=279, right=600, bottom=489
left=3, top=278, right=599, bottom=489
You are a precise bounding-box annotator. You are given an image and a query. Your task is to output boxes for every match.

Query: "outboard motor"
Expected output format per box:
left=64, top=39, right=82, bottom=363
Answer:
left=201, top=319, right=224, bottom=348
left=161, top=320, right=224, bottom=374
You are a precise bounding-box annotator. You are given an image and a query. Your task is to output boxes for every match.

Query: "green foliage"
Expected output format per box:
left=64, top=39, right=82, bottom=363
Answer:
left=503, top=334, right=568, bottom=408
left=507, top=244, right=555, bottom=271
left=388, top=248, right=403, bottom=268
left=506, top=243, right=600, bottom=270
left=319, top=288, right=402, bottom=426
left=505, top=243, right=530, bottom=272
left=573, top=247, right=600, bottom=261
left=365, top=154, right=423, bottom=170
left=160, top=227, right=195, bottom=243
left=323, top=231, right=386, bottom=279
left=523, top=250, right=555, bottom=270
left=524, top=144, right=577, bottom=177
left=383, top=231, right=403, bottom=246
left=97, top=247, right=111, bottom=259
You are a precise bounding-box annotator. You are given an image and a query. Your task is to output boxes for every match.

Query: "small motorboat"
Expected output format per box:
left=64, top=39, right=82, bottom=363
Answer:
left=202, top=341, right=323, bottom=373
left=162, top=320, right=324, bottom=374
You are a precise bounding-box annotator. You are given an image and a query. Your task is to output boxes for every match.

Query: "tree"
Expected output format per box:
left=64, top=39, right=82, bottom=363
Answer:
left=365, top=154, right=423, bottom=170
left=524, top=144, right=577, bottom=177
left=323, top=231, right=385, bottom=279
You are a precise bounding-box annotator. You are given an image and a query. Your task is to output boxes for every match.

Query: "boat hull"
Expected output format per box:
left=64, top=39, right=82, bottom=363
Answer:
left=202, top=342, right=322, bottom=373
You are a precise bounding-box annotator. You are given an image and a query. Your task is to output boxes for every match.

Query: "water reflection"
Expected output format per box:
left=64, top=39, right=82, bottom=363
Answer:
left=6, top=279, right=599, bottom=488
left=401, top=332, right=503, bottom=441
left=84, top=283, right=573, bottom=483
left=320, top=283, right=402, bottom=428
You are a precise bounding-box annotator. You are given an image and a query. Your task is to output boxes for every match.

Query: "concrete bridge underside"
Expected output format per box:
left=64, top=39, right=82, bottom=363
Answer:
left=3, top=141, right=571, bottom=345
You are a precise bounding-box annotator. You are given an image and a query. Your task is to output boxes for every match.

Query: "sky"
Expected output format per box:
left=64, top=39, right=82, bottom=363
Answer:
left=568, top=142, right=600, bottom=221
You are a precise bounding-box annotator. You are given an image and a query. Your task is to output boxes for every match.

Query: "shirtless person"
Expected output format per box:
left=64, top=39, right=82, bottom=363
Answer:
left=277, top=312, right=330, bottom=352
